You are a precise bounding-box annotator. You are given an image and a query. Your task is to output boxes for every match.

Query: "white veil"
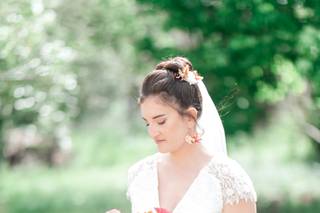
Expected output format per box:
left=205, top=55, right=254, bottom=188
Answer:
left=197, top=80, right=227, bottom=156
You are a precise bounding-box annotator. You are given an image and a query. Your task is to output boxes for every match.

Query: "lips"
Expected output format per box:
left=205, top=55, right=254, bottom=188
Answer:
left=155, top=139, right=166, bottom=144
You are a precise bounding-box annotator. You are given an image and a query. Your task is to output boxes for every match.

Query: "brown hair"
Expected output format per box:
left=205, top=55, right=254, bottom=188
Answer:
left=139, top=56, right=202, bottom=118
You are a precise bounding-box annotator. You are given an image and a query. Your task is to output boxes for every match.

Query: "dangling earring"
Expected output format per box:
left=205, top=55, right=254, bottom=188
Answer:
left=185, top=135, right=194, bottom=144
left=185, top=133, right=201, bottom=144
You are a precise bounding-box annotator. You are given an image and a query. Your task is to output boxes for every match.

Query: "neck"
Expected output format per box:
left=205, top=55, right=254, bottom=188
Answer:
left=163, top=144, right=212, bottom=168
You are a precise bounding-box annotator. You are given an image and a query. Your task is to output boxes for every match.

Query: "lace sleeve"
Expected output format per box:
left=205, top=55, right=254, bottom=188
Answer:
left=126, top=159, right=143, bottom=200
left=208, top=157, right=257, bottom=205
left=126, top=155, right=156, bottom=201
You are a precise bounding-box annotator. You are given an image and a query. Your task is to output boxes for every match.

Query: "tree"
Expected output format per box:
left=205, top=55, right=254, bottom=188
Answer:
left=0, top=0, right=79, bottom=163
left=0, top=0, right=161, bottom=164
left=136, top=0, right=320, bottom=136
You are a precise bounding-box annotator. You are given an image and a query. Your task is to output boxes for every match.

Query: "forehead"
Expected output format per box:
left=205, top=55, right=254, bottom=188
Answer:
left=140, top=96, right=178, bottom=119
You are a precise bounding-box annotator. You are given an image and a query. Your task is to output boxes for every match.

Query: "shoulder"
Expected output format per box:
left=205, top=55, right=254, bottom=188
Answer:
left=126, top=154, right=158, bottom=201
left=127, top=153, right=158, bottom=186
left=207, top=155, right=257, bottom=205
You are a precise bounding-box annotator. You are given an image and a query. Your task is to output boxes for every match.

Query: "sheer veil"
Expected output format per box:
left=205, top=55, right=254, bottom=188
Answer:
left=197, top=80, right=227, bottom=156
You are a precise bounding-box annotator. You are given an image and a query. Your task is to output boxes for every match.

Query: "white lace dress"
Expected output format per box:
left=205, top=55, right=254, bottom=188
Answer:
left=126, top=153, right=257, bottom=213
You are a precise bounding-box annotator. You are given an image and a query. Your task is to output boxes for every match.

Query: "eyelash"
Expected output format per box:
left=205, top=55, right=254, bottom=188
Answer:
left=145, top=120, right=166, bottom=127
left=158, top=120, right=166, bottom=125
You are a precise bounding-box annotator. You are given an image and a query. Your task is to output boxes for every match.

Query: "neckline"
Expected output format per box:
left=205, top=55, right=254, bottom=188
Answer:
left=154, top=154, right=215, bottom=213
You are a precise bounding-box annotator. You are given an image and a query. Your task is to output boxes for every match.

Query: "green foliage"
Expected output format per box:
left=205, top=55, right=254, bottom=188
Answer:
left=1, top=0, right=319, bottom=212
left=70, top=113, right=156, bottom=168
left=1, top=114, right=319, bottom=213
left=136, top=0, right=320, bottom=134
left=0, top=166, right=130, bottom=213
left=0, top=121, right=155, bottom=213
left=0, top=0, right=79, bottom=160
left=0, top=0, right=158, bottom=161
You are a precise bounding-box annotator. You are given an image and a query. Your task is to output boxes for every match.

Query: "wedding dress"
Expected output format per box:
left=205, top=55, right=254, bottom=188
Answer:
left=127, top=153, right=257, bottom=213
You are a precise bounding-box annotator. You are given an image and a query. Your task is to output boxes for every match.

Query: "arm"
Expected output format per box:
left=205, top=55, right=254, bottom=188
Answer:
left=223, top=200, right=256, bottom=213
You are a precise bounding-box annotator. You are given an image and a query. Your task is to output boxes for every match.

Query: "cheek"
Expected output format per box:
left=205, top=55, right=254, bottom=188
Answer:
left=164, top=118, right=188, bottom=141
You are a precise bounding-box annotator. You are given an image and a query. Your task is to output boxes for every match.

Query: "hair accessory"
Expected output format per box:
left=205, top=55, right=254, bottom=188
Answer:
left=176, top=66, right=203, bottom=85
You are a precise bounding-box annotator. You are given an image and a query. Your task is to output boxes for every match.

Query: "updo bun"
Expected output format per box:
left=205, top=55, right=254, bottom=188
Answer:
left=156, top=57, right=193, bottom=74
left=139, top=56, right=202, bottom=118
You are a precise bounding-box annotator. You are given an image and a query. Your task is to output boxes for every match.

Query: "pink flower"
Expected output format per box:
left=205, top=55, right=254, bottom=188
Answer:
left=143, top=208, right=171, bottom=213
left=155, top=208, right=171, bottom=213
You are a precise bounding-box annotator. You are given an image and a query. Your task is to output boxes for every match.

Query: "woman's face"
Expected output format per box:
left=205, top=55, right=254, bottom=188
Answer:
left=140, top=95, right=192, bottom=153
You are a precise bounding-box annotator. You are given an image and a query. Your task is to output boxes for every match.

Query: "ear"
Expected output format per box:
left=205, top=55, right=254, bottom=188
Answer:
left=184, top=107, right=198, bottom=128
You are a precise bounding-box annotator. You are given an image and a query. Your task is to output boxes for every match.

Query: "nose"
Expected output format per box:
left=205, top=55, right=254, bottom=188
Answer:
left=148, top=124, right=160, bottom=139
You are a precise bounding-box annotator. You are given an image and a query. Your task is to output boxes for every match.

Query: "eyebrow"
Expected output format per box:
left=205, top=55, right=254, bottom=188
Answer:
left=142, top=114, right=166, bottom=121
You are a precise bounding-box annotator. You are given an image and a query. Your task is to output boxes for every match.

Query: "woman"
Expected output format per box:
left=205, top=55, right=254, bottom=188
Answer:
left=107, top=57, right=257, bottom=213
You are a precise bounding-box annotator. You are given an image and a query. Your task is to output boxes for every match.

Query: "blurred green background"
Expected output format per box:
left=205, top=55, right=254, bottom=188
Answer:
left=1, top=0, right=320, bottom=212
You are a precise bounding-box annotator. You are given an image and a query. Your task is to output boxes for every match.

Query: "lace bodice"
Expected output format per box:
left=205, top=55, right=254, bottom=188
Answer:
left=126, top=153, right=257, bottom=213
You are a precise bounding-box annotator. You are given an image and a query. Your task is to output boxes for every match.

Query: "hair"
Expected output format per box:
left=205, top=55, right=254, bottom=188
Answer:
left=139, top=56, right=202, bottom=119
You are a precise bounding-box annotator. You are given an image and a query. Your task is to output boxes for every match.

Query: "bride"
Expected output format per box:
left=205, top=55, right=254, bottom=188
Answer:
left=106, top=57, right=257, bottom=213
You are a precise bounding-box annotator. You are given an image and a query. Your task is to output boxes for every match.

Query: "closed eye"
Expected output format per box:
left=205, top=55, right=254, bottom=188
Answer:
left=158, top=119, right=166, bottom=125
